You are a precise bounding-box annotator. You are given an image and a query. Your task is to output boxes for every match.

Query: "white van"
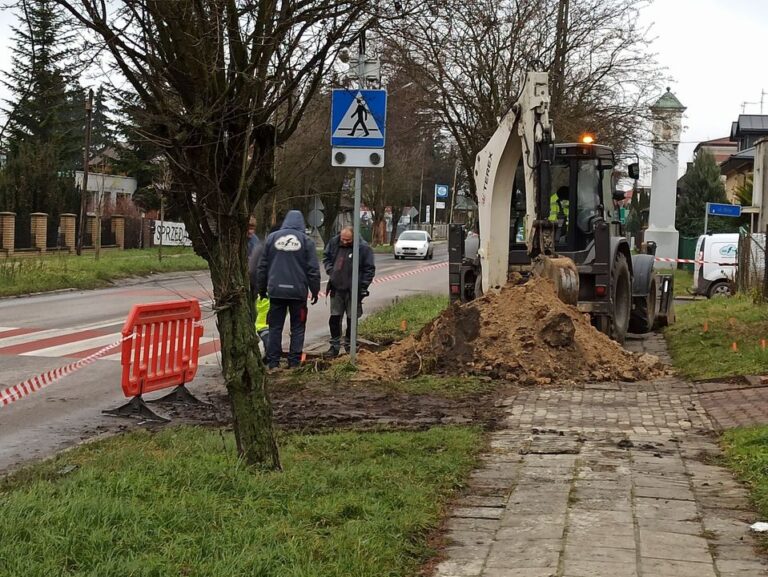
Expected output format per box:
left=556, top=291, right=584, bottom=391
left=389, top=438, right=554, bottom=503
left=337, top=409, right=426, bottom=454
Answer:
left=692, top=233, right=738, bottom=297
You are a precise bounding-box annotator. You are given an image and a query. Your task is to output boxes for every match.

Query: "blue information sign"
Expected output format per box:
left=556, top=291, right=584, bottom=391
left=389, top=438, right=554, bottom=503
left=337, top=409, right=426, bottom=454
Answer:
left=331, top=89, right=387, bottom=148
left=435, top=184, right=449, bottom=198
left=707, top=203, right=742, bottom=218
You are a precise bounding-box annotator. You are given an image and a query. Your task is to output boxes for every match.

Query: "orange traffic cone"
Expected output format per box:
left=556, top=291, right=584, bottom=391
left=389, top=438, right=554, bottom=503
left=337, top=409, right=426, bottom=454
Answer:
left=301, top=352, right=307, bottom=363
left=731, top=341, right=739, bottom=352
left=400, top=319, right=407, bottom=331
left=761, top=339, right=766, bottom=351
left=703, top=321, right=709, bottom=333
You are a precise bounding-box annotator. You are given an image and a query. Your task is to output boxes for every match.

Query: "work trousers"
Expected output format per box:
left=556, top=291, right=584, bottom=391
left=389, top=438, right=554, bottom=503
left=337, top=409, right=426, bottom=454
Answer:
left=329, top=290, right=363, bottom=350
left=266, top=298, right=308, bottom=368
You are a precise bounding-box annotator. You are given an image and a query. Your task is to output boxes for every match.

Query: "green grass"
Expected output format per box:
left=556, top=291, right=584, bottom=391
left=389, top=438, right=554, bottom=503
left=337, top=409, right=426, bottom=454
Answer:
left=673, top=268, right=694, bottom=297
left=359, top=294, right=449, bottom=344
left=0, top=426, right=481, bottom=577
left=381, top=375, right=497, bottom=398
left=665, top=296, right=768, bottom=379
left=0, top=248, right=208, bottom=297
left=723, top=426, right=768, bottom=538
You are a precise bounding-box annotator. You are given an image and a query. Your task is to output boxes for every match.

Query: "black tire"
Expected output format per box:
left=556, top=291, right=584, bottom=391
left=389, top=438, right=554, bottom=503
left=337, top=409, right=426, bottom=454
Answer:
left=708, top=280, right=731, bottom=298
left=629, top=277, right=657, bottom=334
left=611, top=253, right=632, bottom=344
left=428, top=251, right=434, bottom=260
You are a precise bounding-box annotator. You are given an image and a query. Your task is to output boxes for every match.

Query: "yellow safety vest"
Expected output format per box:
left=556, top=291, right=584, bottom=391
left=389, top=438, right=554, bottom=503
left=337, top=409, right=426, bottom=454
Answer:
left=255, top=296, right=270, bottom=332
left=549, top=194, right=569, bottom=222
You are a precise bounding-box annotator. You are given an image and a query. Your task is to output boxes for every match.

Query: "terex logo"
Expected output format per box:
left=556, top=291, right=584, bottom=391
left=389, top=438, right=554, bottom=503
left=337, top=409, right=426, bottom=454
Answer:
left=275, top=234, right=302, bottom=252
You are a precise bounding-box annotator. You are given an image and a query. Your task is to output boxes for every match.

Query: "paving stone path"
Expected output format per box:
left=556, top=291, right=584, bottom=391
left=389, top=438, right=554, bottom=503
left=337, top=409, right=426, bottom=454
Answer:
left=435, top=334, right=768, bottom=577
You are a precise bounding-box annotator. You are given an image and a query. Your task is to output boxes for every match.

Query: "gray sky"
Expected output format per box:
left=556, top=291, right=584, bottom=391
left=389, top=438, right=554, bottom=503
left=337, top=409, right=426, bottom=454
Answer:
left=0, top=0, right=765, bottom=176
left=640, top=0, right=768, bottom=172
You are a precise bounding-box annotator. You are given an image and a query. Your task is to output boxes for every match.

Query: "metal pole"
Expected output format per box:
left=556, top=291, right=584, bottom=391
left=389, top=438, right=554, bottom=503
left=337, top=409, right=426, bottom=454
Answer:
left=418, top=162, right=424, bottom=226
left=449, top=159, right=459, bottom=224
left=349, top=30, right=366, bottom=364
left=76, top=89, right=94, bottom=256
left=158, top=195, right=164, bottom=262
left=704, top=202, right=709, bottom=235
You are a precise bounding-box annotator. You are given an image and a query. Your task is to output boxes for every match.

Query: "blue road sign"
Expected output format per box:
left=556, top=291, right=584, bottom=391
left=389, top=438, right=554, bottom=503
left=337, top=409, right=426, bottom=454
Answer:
left=707, top=203, right=742, bottom=218
left=331, top=89, right=387, bottom=148
left=435, top=184, right=449, bottom=198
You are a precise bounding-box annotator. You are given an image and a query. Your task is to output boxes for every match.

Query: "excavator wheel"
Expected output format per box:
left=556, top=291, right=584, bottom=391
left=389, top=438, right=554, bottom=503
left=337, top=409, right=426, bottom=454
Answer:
left=629, top=277, right=657, bottom=334
left=531, top=255, right=579, bottom=306
left=606, top=253, right=632, bottom=344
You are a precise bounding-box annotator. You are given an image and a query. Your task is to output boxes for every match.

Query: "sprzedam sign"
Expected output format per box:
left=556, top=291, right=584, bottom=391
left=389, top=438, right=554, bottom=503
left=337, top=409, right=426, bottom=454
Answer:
left=153, top=221, right=193, bottom=247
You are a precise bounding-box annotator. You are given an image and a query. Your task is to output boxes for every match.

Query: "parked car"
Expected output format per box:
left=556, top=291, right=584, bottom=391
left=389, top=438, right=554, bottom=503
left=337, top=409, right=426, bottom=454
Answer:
left=692, top=233, right=738, bottom=297
left=394, top=230, right=434, bottom=260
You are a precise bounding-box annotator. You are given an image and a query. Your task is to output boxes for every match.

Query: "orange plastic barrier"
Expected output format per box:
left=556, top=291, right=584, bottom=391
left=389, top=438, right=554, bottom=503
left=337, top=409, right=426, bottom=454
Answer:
left=121, top=299, right=203, bottom=397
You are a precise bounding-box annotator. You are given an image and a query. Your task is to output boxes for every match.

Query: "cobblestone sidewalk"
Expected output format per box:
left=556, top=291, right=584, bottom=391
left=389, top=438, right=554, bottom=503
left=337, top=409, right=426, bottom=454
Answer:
left=434, top=335, right=768, bottom=577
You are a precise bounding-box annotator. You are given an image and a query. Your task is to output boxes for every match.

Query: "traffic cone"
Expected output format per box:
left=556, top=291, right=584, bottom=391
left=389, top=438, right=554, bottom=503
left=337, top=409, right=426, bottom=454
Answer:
left=731, top=341, right=739, bottom=352
left=400, top=319, right=407, bottom=331
left=301, top=352, right=307, bottom=363
left=703, top=321, right=709, bottom=333
left=761, top=339, right=766, bottom=351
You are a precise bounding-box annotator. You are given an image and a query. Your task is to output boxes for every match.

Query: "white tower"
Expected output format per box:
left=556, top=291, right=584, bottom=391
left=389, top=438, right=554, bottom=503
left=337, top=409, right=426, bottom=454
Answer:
left=645, top=88, right=686, bottom=268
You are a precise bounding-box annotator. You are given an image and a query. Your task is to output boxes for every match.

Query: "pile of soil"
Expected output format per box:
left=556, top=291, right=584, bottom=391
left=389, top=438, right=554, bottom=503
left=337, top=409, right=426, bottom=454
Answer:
left=357, top=277, right=670, bottom=385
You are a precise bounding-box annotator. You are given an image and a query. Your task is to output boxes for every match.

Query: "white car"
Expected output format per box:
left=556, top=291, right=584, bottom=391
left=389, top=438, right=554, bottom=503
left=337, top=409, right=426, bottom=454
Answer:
left=394, top=230, right=434, bottom=260
left=692, top=233, right=738, bottom=297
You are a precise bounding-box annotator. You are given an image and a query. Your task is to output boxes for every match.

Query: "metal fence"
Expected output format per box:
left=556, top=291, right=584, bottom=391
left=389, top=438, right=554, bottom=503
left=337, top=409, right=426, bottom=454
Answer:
left=736, top=228, right=767, bottom=300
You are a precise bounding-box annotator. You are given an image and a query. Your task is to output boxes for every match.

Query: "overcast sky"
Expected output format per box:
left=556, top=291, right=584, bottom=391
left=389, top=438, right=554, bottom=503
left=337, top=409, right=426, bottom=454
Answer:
left=640, top=0, right=768, bottom=172
left=0, top=0, right=764, bottom=176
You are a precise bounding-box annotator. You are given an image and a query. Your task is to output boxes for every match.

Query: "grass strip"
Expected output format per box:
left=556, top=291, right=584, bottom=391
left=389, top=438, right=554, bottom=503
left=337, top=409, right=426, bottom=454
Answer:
left=722, top=426, right=768, bottom=547
left=359, top=293, right=449, bottom=344
left=0, top=248, right=208, bottom=297
left=665, top=296, right=768, bottom=380
left=0, top=426, right=480, bottom=577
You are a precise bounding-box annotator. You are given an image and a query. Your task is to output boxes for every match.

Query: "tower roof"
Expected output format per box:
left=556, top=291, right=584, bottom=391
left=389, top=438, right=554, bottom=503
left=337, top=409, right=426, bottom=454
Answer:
left=651, top=87, right=686, bottom=112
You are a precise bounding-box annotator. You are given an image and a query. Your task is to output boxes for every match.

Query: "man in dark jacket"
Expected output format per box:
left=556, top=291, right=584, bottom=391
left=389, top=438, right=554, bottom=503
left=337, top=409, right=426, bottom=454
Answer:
left=256, top=211, right=321, bottom=369
left=322, top=226, right=376, bottom=357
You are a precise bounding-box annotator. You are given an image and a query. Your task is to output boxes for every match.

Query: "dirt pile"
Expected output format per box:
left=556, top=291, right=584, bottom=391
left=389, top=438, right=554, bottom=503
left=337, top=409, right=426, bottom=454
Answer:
left=358, top=277, right=670, bottom=385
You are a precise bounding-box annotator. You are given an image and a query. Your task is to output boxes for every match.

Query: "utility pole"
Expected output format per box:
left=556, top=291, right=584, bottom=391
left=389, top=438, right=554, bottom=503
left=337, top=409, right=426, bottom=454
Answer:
left=76, top=89, right=94, bottom=256
left=551, top=0, right=569, bottom=111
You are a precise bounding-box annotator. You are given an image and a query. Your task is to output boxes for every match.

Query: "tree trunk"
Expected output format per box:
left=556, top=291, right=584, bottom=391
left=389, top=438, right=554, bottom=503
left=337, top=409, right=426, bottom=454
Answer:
left=209, top=223, right=280, bottom=470
left=390, top=206, right=403, bottom=245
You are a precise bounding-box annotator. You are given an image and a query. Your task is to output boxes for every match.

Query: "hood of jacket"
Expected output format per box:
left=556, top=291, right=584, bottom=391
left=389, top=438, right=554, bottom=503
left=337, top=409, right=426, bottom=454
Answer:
left=281, top=210, right=306, bottom=232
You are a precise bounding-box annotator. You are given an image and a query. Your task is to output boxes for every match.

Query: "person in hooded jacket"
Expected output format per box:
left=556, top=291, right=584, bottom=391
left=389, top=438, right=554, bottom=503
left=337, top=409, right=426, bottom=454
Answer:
left=256, top=210, right=321, bottom=369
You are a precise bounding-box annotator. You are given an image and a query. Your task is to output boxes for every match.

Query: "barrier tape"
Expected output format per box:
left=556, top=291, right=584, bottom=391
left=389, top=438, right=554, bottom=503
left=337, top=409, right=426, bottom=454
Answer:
left=0, top=335, right=133, bottom=408
left=654, top=257, right=733, bottom=266
left=316, top=261, right=448, bottom=299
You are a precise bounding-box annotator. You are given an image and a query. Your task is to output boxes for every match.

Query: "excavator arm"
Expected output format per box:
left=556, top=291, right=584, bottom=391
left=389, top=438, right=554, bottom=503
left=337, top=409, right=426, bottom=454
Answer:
left=474, top=70, right=578, bottom=303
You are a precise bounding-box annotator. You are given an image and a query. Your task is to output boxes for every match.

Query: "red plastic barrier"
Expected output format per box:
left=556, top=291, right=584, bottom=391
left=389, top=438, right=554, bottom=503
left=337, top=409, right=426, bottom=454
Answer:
left=120, top=299, right=203, bottom=398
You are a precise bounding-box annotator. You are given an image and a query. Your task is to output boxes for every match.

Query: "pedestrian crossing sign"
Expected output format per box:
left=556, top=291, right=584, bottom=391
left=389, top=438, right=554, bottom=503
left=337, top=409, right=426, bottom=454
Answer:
left=331, top=89, right=387, bottom=148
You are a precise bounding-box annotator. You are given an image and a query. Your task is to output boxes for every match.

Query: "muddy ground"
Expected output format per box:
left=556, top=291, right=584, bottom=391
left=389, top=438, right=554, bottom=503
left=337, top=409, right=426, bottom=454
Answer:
left=156, top=378, right=511, bottom=433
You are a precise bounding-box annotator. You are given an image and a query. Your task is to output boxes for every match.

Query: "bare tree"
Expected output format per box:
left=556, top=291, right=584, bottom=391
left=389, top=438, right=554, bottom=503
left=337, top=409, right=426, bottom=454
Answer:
left=49, top=0, right=399, bottom=469
left=384, top=0, right=662, bottom=199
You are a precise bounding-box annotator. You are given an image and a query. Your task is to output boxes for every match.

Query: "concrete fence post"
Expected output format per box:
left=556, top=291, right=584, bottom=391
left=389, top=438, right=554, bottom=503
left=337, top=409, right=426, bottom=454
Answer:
left=0, top=212, right=15, bottom=256
left=30, top=212, right=48, bottom=253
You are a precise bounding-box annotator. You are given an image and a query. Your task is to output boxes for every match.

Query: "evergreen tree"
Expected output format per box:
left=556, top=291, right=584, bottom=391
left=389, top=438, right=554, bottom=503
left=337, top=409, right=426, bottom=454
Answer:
left=90, top=84, right=116, bottom=154
left=676, top=149, right=731, bottom=237
left=0, top=0, right=82, bottom=219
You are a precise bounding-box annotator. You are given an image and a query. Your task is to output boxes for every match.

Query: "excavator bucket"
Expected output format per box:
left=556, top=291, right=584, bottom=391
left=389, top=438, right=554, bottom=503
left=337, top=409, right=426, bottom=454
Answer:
left=531, top=255, right=580, bottom=306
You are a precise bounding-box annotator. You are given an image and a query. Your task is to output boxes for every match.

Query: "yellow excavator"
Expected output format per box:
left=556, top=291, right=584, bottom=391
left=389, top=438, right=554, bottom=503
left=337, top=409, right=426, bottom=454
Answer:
left=448, top=70, right=674, bottom=343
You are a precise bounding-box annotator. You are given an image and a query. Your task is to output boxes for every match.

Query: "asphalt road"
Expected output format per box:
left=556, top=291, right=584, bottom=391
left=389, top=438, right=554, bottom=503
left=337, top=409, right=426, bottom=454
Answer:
left=0, top=245, right=448, bottom=472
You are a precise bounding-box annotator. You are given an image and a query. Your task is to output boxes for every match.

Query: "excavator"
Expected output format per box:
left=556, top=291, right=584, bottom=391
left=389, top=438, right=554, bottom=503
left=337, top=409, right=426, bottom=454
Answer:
left=448, top=70, right=674, bottom=343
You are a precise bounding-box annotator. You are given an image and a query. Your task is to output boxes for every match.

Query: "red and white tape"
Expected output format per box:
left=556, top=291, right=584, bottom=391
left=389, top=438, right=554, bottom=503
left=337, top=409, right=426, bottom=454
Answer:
left=0, top=335, right=131, bottom=408
left=316, top=261, right=448, bottom=298
left=654, top=257, right=732, bottom=266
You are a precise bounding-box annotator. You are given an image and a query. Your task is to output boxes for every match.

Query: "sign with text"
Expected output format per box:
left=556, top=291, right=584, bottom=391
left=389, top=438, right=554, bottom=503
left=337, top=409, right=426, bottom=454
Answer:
left=707, top=202, right=742, bottom=218
left=154, top=221, right=192, bottom=247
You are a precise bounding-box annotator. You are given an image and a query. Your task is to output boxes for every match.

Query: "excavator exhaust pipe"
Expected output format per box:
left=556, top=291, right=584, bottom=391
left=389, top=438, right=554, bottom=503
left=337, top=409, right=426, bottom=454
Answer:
left=531, top=256, right=579, bottom=306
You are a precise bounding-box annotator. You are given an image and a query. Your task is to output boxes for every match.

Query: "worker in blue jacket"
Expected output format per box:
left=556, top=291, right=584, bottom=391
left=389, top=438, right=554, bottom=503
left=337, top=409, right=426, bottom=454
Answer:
left=256, top=210, right=321, bottom=369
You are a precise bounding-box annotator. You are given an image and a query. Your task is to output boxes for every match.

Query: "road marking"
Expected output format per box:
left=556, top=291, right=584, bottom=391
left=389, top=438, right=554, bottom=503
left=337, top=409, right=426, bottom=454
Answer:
left=0, top=264, right=444, bottom=363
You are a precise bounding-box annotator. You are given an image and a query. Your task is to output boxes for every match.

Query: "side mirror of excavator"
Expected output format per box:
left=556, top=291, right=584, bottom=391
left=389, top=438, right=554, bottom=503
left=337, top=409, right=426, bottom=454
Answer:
left=628, top=162, right=640, bottom=180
